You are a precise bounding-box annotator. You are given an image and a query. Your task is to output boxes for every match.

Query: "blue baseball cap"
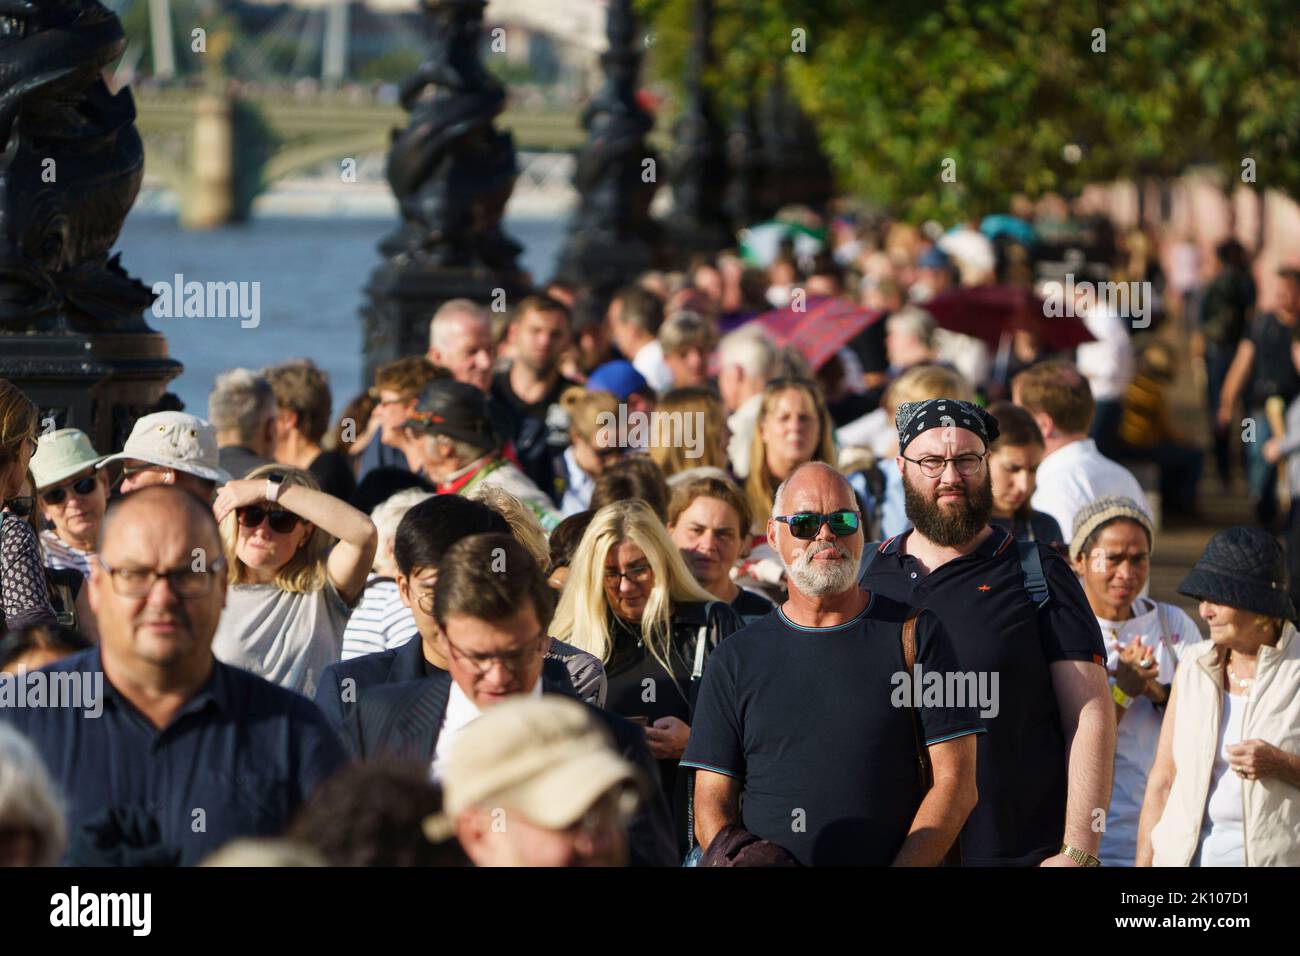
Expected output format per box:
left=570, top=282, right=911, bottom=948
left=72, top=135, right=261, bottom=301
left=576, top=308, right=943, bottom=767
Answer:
left=918, top=246, right=952, bottom=270
left=586, top=360, right=649, bottom=400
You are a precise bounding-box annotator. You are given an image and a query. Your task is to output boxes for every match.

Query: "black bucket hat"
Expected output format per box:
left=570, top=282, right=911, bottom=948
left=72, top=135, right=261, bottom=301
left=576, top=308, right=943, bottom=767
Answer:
left=404, top=379, right=497, bottom=449
left=1177, top=526, right=1295, bottom=620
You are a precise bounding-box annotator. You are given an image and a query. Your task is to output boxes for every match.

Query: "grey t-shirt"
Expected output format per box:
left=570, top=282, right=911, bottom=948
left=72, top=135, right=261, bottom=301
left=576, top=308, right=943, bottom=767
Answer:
left=212, top=582, right=352, bottom=698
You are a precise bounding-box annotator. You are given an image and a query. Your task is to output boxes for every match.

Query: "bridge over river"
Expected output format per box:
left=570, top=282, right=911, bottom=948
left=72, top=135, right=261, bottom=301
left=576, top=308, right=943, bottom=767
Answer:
left=133, top=86, right=668, bottom=227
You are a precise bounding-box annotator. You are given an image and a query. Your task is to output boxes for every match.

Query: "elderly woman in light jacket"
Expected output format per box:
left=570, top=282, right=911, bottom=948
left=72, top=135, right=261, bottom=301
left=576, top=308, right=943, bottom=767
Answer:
left=1137, top=526, right=1300, bottom=866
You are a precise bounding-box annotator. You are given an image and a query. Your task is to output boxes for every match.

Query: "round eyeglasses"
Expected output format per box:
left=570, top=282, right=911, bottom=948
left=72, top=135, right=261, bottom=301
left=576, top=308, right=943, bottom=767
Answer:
left=900, top=453, right=986, bottom=479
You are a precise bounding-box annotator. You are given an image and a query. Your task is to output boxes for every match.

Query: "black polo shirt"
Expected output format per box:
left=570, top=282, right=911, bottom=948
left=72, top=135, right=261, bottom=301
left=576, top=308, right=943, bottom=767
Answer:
left=0, top=648, right=345, bottom=866
left=859, top=526, right=1106, bottom=866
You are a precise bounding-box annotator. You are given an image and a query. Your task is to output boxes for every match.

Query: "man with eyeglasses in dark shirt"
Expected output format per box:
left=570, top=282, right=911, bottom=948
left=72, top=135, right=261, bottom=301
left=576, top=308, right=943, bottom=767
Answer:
left=859, top=398, right=1115, bottom=867
left=0, top=486, right=344, bottom=866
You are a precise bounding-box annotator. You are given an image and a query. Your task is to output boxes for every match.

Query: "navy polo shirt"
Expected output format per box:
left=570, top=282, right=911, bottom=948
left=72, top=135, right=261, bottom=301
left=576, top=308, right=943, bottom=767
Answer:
left=0, top=648, right=345, bottom=866
left=860, top=526, right=1106, bottom=866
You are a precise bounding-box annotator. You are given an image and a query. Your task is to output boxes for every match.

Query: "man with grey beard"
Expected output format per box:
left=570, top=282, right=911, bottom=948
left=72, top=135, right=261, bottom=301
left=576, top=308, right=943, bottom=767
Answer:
left=860, top=398, right=1114, bottom=867
left=682, top=461, right=983, bottom=866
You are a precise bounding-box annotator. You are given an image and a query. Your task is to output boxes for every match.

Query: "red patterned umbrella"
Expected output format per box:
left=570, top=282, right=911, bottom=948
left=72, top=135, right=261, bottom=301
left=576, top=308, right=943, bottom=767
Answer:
left=750, top=296, right=884, bottom=371
left=923, top=285, right=1094, bottom=351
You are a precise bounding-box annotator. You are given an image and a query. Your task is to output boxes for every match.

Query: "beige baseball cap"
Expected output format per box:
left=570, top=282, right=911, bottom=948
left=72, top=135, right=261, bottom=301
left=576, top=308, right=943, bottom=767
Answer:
left=97, top=411, right=233, bottom=484
left=30, top=429, right=106, bottom=490
left=423, top=696, right=640, bottom=841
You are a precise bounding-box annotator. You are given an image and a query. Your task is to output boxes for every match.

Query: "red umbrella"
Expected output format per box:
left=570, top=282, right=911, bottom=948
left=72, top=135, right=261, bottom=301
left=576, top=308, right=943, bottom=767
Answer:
left=749, top=296, right=884, bottom=371
left=924, top=285, right=1094, bottom=351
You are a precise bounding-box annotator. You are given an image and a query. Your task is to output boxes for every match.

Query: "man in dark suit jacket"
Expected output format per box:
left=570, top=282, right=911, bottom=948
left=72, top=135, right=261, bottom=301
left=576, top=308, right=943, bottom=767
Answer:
left=315, top=493, right=606, bottom=741
left=321, top=635, right=598, bottom=754
left=344, top=532, right=677, bottom=866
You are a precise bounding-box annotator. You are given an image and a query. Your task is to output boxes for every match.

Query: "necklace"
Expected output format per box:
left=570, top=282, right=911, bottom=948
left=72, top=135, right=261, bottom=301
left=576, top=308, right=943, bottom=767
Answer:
left=1226, top=659, right=1254, bottom=690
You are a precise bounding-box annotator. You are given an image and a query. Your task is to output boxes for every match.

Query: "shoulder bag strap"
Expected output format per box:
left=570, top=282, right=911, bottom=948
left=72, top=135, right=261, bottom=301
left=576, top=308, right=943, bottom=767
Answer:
left=900, top=607, right=929, bottom=787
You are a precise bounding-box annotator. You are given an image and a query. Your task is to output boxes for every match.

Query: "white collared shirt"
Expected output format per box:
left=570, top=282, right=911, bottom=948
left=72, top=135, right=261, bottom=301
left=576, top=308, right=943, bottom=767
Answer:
left=1031, top=438, right=1152, bottom=542
left=430, top=678, right=545, bottom=781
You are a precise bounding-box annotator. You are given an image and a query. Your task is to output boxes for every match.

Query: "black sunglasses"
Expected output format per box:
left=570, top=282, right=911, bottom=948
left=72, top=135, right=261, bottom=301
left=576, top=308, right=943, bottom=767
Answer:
left=772, top=510, right=861, bottom=540
left=40, top=475, right=99, bottom=506
left=2, top=495, right=34, bottom=517
left=236, top=506, right=302, bottom=534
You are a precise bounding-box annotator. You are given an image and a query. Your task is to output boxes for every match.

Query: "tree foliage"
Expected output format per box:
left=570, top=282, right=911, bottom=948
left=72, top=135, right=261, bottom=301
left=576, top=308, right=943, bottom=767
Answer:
left=636, top=0, right=1300, bottom=220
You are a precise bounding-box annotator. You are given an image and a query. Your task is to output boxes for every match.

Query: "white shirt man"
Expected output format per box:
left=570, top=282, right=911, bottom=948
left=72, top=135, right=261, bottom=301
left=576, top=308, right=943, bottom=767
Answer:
left=1032, top=439, right=1151, bottom=544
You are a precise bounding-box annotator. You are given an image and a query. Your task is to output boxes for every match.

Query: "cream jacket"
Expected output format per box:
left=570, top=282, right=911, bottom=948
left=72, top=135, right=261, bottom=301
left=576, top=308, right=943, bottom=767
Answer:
left=1151, top=622, right=1300, bottom=866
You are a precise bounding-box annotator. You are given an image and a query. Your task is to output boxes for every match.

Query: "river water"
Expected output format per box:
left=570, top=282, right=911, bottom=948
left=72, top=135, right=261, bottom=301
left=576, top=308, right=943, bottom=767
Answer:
left=115, top=211, right=568, bottom=415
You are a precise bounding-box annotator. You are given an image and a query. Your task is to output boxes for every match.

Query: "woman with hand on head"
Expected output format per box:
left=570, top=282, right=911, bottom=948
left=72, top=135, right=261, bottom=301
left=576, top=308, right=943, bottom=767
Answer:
left=212, top=463, right=378, bottom=697
left=1137, top=526, right=1300, bottom=867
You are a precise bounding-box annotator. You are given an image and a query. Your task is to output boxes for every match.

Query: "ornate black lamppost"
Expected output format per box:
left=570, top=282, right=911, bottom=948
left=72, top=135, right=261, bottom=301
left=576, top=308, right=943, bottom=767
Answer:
left=661, top=0, right=731, bottom=262
left=724, top=84, right=769, bottom=232
left=555, top=0, right=661, bottom=297
left=0, top=1, right=179, bottom=451
left=758, top=69, right=833, bottom=214
left=361, top=0, right=528, bottom=384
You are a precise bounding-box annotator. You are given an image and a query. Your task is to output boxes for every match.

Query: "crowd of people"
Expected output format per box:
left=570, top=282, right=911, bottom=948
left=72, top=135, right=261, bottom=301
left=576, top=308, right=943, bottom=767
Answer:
left=1, top=209, right=1299, bottom=868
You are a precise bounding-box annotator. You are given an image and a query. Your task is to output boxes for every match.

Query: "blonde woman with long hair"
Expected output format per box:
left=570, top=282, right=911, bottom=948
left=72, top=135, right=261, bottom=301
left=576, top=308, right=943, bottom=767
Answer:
left=744, top=378, right=838, bottom=535
left=552, top=499, right=740, bottom=853
left=211, top=462, right=378, bottom=697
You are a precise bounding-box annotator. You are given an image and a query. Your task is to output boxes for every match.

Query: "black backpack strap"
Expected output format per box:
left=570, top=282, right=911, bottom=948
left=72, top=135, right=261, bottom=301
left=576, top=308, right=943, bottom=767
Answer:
left=1016, top=539, right=1051, bottom=609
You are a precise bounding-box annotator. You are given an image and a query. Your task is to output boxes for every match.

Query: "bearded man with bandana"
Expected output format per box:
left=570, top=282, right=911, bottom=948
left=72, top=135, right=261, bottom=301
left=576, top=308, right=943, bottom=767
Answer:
left=859, top=398, right=1115, bottom=867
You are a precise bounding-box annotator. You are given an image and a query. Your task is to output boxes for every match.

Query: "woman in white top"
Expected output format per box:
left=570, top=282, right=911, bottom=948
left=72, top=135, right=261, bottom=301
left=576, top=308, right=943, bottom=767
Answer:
left=211, top=463, right=377, bottom=697
left=1137, top=526, right=1300, bottom=867
left=1068, top=496, right=1200, bottom=866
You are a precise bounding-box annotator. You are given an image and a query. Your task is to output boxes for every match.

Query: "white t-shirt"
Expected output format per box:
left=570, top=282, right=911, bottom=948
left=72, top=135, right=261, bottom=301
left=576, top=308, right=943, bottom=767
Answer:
left=1096, top=597, right=1201, bottom=867
left=1196, top=691, right=1247, bottom=867
left=212, top=582, right=352, bottom=698
left=1031, top=439, right=1152, bottom=544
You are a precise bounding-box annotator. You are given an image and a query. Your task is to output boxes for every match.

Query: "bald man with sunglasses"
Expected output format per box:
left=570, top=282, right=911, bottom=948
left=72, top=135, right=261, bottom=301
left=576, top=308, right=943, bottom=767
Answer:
left=683, top=460, right=983, bottom=866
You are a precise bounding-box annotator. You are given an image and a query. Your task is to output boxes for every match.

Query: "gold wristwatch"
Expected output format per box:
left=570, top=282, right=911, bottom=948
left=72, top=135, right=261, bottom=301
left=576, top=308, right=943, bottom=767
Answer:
left=1060, top=844, right=1101, bottom=867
